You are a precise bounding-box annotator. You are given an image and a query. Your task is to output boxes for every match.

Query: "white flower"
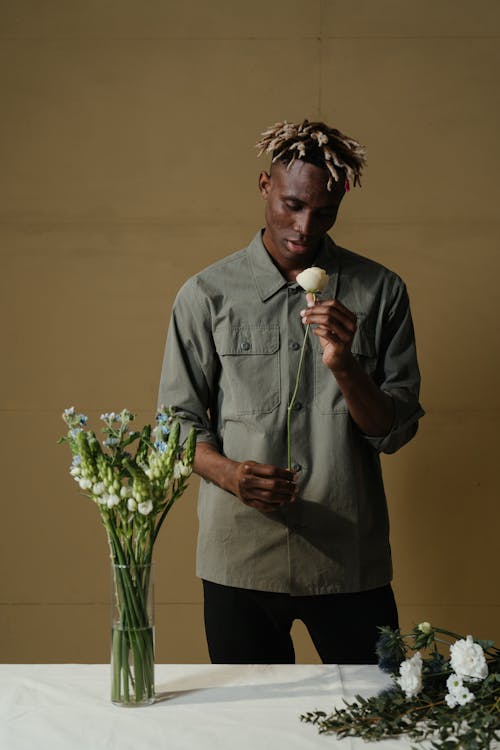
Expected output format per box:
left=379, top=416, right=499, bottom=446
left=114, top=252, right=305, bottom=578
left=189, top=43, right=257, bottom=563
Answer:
left=447, top=673, right=464, bottom=694
left=97, top=494, right=108, bottom=505
left=127, top=497, right=137, bottom=512
left=92, top=482, right=105, bottom=495
left=445, top=692, right=458, bottom=708
left=418, top=622, right=432, bottom=634
left=455, top=687, right=475, bottom=706
left=78, top=478, right=92, bottom=490
left=138, top=500, right=153, bottom=516
left=106, top=494, right=120, bottom=508
left=396, top=652, right=423, bottom=699
left=446, top=675, right=475, bottom=707
left=450, top=635, right=488, bottom=682
left=120, top=486, right=133, bottom=498
left=173, top=461, right=191, bottom=480
left=296, top=267, right=329, bottom=293
left=70, top=466, right=81, bottom=477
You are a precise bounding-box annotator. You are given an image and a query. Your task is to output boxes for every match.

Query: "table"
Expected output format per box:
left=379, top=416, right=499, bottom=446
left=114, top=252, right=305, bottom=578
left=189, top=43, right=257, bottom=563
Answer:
left=0, top=664, right=414, bottom=749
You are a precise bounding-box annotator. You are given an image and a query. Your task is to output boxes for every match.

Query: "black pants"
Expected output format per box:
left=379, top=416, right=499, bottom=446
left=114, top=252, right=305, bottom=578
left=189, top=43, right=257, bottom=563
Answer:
left=203, top=579, right=398, bottom=664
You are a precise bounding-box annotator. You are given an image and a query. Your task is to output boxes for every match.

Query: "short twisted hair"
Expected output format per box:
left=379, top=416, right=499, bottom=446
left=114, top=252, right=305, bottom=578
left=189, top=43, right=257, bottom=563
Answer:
left=255, top=119, right=366, bottom=191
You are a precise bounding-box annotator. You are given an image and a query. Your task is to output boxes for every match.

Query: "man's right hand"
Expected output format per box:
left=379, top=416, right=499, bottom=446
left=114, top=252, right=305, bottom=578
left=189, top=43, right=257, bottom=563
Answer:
left=230, top=460, right=297, bottom=512
left=194, top=443, right=297, bottom=513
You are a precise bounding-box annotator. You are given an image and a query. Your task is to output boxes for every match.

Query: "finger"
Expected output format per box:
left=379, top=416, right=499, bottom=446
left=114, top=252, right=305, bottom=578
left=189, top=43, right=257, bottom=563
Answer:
left=241, top=462, right=296, bottom=482
left=240, top=481, right=296, bottom=504
left=301, top=306, right=357, bottom=332
left=301, top=300, right=357, bottom=327
left=312, top=324, right=353, bottom=345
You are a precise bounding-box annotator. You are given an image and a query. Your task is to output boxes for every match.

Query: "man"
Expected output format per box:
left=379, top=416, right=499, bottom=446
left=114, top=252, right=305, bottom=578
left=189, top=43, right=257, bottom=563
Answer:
left=158, top=119, right=424, bottom=664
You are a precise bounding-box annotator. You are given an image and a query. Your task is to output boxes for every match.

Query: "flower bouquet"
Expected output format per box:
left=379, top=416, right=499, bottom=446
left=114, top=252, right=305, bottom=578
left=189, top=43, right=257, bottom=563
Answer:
left=60, top=406, right=196, bottom=705
left=301, top=622, right=500, bottom=749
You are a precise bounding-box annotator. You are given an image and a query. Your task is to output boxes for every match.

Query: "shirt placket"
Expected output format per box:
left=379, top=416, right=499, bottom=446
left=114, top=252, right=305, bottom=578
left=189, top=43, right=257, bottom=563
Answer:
left=284, top=282, right=312, bottom=593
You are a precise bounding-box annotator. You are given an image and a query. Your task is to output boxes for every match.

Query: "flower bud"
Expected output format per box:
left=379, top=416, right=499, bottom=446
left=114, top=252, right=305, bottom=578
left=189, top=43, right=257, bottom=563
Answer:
left=418, top=622, right=432, bottom=634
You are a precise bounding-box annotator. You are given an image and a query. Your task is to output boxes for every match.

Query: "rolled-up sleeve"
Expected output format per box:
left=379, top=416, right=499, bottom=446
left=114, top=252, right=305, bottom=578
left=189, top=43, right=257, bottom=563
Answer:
left=158, top=278, right=220, bottom=447
left=362, top=277, right=424, bottom=454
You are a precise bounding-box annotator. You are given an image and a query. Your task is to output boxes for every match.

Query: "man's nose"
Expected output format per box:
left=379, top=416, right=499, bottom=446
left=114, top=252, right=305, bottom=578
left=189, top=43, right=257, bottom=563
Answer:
left=294, top=210, right=314, bottom=237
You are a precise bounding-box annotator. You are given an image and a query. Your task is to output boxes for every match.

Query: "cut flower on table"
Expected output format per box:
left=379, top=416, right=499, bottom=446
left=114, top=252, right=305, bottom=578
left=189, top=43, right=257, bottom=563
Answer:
left=301, top=621, right=500, bottom=749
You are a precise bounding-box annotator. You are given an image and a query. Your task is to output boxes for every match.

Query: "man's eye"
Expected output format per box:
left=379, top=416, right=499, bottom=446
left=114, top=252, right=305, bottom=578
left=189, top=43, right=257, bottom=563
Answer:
left=285, top=202, right=301, bottom=211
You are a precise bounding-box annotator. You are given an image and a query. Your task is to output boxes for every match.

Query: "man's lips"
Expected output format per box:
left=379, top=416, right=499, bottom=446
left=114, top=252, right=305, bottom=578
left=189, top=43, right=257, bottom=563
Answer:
left=285, top=238, right=312, bottom=252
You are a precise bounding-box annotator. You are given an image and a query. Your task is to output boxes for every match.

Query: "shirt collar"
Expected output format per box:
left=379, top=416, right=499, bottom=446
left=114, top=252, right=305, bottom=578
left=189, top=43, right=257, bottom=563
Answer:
left=247, top=230, right=339, bottom=302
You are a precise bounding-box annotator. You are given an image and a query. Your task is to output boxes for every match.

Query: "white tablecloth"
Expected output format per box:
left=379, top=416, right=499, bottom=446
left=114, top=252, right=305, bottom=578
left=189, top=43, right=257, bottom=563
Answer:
left=0, top=663, right=415, bottom=749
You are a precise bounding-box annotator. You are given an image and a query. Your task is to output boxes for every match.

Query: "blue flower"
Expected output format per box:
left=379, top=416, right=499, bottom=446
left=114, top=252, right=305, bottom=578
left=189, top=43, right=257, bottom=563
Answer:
left=156, top=412, right=169, bottom=424
left=71, top=455, right=82, bottom=466
left=160, top=425, right=170, bottom=436
left=70, top=427, right=82, bottom=438
left=154, top=440, right=167, bottom=454
left=78, top=415, right=88, bottom=425
left=104, top=437, right=119, bottom=447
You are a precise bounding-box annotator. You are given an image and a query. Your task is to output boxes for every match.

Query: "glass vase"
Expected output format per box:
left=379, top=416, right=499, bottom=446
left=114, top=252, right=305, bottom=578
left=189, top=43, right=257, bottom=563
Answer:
left=110, top=562, right=155, bottom=706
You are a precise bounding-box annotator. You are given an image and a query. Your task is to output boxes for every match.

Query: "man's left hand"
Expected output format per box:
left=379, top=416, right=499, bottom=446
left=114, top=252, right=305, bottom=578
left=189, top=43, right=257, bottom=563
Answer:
left=300, top=293, right=357, bottom=373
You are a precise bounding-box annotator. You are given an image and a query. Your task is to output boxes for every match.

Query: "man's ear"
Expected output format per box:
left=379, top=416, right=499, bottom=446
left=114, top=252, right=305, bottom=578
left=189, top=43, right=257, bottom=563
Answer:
left=258, top=171, right=271, bottom=198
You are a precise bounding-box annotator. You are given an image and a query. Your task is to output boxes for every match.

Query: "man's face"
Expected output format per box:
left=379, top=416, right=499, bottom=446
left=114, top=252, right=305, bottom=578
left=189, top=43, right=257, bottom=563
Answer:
left=259, top=159, right=345, bottom=270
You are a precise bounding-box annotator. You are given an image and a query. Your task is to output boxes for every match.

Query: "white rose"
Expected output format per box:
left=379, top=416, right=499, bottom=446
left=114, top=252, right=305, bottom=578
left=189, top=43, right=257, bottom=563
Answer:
left=138, top=500, right=153, bottom=516
left=450, top=635, right=488, bottom=682
left=78, top=478, right=92, bottom=490
left=396, top=652, right=423, bottom=699
left=296, top=267, right=329, bottom=293
left=70, top=467, right=81, bottom=477
left=92, top=482, right=105, bottom=495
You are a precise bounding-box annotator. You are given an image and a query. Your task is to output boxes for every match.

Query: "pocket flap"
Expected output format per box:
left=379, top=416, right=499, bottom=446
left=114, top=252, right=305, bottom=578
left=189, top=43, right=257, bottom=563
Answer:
left=214, top=325, right=280, bottom=355
left=351, top=314, right=376, bottom=358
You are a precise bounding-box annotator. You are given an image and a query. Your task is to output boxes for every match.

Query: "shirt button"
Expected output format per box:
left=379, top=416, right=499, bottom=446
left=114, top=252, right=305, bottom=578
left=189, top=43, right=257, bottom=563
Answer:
left=292, top=463, right=302, bottom=472
left=293, top=401, right=302, bottom=410
left=291, top=342, right=300, bottom=350
left=240, top=341, right=251, bottom=351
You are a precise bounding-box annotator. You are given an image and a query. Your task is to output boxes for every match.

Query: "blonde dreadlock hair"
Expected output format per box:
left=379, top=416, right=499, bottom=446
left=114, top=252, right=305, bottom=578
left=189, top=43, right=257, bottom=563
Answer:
left=255, top=119, right=366, bottom=191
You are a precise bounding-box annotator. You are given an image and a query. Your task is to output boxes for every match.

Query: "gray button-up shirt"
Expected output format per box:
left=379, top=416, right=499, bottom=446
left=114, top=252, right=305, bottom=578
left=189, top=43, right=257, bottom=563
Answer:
left=158, top=231, right=424, bottom=595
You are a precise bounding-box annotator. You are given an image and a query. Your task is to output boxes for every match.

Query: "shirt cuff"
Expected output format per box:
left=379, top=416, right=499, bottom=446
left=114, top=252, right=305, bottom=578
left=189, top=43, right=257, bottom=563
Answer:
left=362, top=392, right=425, bottom=454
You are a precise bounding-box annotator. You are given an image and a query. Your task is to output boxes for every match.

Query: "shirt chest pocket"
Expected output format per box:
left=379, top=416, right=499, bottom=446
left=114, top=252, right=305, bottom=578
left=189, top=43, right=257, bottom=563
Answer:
left=214, top=325, right=281, bottom=415
left=313, top=314, right=377, bottom=415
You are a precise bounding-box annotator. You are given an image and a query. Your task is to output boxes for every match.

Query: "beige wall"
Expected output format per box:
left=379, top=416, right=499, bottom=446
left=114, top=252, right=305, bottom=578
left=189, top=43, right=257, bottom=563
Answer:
left=1, top=0, right=499, bottom=663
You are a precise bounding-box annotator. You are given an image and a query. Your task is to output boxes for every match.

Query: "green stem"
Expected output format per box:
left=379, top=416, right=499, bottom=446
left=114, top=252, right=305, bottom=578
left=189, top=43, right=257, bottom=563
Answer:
left=287, top=322, right=311, bottom=470
left=152, top=484, right=184, bottom=546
